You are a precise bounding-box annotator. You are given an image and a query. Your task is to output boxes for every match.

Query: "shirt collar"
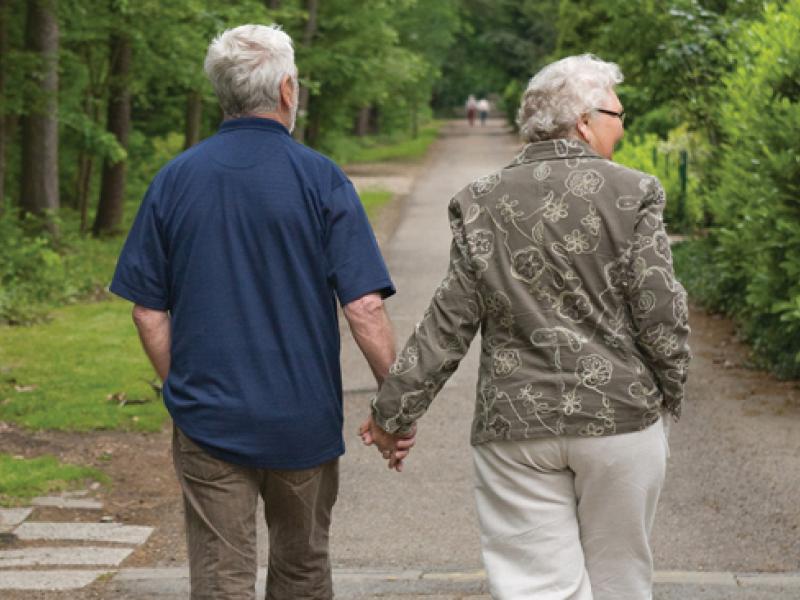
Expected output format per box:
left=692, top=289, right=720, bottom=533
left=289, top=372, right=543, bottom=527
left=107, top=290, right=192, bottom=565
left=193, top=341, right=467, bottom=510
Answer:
left=218, top=117, right=291, bottom=136
left=510, top=138, right=601, bottom=165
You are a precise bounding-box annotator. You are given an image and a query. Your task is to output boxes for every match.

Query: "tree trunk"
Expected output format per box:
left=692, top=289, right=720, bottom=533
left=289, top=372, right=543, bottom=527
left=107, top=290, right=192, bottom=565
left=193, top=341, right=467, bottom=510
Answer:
left=183, top=90, right=202, bottom=150
left=355, top=106, right=370, bottom=137
left=266, top=0, right=281, bottom=9
left=77, top=152, right=93, bottom=232
left=0, top=0, right=8, bottom=215
left=93, top=33, right=132, bottom=236
left=293, top=0, right=318, bottom=144
left=306, top=100, right=322, bottom=148
left=20, top=0, right=59, bottom=223
left=76, top=81, right=101, bottom=231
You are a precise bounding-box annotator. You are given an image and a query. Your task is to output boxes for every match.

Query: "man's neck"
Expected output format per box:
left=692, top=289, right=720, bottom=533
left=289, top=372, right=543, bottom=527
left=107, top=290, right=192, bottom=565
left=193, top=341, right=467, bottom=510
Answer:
left=227, top=112, right=290, bottom=130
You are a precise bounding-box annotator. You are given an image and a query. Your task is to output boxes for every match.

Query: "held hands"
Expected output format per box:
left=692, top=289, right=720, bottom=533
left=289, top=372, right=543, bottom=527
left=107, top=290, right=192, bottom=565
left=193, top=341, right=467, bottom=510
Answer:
left=358, top=415, right=416, bottom=472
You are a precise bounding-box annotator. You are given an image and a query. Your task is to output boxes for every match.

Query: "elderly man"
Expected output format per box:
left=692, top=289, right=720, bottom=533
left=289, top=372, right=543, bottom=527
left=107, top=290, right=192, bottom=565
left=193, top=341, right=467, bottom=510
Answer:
left=363, top=54, right=691, bottom=599
left=111, top=24, right=410, bottom=600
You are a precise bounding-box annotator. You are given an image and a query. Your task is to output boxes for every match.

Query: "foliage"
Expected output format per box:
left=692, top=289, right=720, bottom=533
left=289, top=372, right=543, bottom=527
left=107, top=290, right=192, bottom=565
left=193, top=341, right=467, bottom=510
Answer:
left=551, top=0, right=757, bottom=136
left=687, top=0, right=800, bottom=377
left=500, top=79, right=524, bottom=132
left=0, top=453, right=107, bottom=506
left=334, top=121, right=441, bottom=164
left=1, top=0, right=461, bottom=227
left=0, top=207, right=130, bottom=324
left=0, top=299, right=167, bottom=431
left=613, top=125, right=708, bottom=231
left=433, top=0, right=558, bottom=112
left=0, top=215, right=66, bottom=323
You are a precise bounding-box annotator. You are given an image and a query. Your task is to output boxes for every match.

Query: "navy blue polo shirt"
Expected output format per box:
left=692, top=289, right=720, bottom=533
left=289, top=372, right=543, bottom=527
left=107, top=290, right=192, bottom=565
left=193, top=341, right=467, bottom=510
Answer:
left=110, top=117, right=395, bottom=469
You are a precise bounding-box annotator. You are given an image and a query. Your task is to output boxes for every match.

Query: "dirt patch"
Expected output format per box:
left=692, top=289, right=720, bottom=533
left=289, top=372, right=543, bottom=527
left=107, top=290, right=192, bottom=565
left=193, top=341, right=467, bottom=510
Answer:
left=0, top=426, right=182, bottom=564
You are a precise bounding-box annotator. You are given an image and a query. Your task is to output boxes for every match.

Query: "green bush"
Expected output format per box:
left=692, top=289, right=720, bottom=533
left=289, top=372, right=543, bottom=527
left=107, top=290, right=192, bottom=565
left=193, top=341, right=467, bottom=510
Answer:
left=0, top=215, right=70, bottom=324
left=501, top=79, right=524, bottom=132
left=677, top=0, right=800, bottom=377
left=0, top=209, right=129, bottom=325
left=614, top=125, right=708, bottom=232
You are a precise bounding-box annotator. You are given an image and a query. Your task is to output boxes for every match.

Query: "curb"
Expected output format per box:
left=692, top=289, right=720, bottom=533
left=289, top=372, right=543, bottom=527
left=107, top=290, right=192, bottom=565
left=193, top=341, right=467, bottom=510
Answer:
left=111, top=567, right=800, bottom=594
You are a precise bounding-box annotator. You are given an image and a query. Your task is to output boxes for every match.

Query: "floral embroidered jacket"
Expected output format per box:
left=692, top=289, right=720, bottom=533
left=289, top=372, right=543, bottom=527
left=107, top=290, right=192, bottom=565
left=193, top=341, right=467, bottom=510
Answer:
left=371, top=139, right=691, bottom=444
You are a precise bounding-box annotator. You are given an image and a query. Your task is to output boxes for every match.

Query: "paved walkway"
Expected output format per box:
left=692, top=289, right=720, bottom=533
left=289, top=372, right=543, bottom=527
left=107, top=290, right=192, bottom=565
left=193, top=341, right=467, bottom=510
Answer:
left=0, top=492, right=153, bottom=591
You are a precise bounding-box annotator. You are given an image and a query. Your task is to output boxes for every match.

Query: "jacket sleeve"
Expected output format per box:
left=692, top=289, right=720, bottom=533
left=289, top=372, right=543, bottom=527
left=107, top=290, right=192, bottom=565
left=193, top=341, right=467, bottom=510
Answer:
left=371, top=197, right=483, bottom=435
left=626, top=178, right=691, bottom=418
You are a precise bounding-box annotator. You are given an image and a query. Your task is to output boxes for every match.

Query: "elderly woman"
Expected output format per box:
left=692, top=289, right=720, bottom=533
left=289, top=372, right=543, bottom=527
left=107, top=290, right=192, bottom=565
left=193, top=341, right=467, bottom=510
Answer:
left=364, top=54, right=691, bottom=599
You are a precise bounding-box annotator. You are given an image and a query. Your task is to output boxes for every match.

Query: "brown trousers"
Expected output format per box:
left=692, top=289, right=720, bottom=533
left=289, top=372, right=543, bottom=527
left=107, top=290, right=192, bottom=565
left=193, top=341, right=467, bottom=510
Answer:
left=172, top=426, right=339, bottom=600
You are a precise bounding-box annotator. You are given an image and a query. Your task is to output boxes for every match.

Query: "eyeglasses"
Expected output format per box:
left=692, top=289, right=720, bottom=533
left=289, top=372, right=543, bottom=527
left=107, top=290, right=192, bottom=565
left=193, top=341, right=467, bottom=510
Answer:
left=594, top=108, right=625, bottom=123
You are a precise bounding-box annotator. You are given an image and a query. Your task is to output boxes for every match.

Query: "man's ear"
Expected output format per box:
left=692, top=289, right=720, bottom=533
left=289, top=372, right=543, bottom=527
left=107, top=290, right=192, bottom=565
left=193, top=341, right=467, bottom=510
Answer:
left=279, top=75, right=294, bottom=109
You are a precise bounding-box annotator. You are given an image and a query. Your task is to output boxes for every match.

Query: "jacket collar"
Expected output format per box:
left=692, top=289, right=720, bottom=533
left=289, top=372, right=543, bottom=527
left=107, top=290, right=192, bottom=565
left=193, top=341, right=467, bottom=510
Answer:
left=218, top=117, right=291, bottom=136
left=510, top=138, right=601, bottom=165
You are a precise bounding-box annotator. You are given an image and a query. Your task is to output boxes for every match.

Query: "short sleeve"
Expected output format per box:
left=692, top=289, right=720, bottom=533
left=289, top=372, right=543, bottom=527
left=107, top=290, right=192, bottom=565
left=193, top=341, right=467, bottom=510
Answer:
left=109, top=179, right=170, bottom=310
left=324, top=180, right=395, bottom=305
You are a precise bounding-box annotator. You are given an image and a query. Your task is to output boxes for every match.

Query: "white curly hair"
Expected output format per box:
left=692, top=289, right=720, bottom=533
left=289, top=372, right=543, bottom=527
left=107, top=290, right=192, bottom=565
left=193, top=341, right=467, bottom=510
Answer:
left=517, top=54, right=623, bottom=143
left=204, top=24, right=297, bottom=118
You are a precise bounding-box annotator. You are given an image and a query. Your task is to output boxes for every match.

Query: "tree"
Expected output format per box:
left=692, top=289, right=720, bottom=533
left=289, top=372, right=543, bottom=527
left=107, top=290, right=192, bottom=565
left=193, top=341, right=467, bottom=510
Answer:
left=0, top=0, right=8, bottom=214
left=19, top=0, right=59, bottom=222
left=92, top=32, right=132, bottom=236
left=293, top=0, right=318, bottom=144
left=183, top=90, right=203, bottom=149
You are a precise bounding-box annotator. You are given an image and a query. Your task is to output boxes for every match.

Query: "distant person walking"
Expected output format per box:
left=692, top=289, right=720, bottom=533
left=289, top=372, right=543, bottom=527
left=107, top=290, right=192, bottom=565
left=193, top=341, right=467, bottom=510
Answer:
left=111, top=24, right=410, bottom=600
left=465, top=94, right=477, bottom=126
left=477, top=97, right=490, bottom=125
left=362, top=54, right=691, bottom=600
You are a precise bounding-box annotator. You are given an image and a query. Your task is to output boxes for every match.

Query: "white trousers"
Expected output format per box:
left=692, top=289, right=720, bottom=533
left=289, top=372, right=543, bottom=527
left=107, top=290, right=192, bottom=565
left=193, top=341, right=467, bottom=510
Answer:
left=472, top=419, right=669, bottom=600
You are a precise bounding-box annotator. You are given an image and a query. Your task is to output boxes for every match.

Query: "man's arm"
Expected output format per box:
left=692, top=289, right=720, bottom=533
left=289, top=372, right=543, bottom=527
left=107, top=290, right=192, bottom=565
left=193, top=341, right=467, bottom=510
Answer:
left=343, top=292, right=396, bottom=386
left=132, top=305, right=171, bottom=382
left=344, top=292, right=415, bottom=471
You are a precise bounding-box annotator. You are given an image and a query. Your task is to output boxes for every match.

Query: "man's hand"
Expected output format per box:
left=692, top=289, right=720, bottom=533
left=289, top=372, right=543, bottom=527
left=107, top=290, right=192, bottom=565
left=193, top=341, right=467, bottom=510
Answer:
left=358, top=415, right=416, bottom=472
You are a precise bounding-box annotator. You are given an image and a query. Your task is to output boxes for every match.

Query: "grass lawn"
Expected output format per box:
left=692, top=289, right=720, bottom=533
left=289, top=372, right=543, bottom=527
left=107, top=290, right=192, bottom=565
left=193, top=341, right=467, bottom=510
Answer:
left=330, top=121, right=442, bottom=165
left=348, top=122, right=441, bottom=163
left=0, top=299, right=165, bottom=432
left=0, top=453, right=107, bottom=507
left=359, top=189, right=394, bottom=219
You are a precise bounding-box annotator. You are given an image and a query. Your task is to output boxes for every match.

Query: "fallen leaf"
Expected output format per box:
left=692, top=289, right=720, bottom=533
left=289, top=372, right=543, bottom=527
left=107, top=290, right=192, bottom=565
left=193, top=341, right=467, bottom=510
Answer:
left=107, top=392, right=127, bottom=405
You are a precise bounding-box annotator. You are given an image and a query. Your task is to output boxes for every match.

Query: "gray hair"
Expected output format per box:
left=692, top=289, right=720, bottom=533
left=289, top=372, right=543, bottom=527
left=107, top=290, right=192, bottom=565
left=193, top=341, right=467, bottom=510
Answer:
left=204, top=24, right=297, bottom=118
left=516, top=54, right=623, bottom=143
